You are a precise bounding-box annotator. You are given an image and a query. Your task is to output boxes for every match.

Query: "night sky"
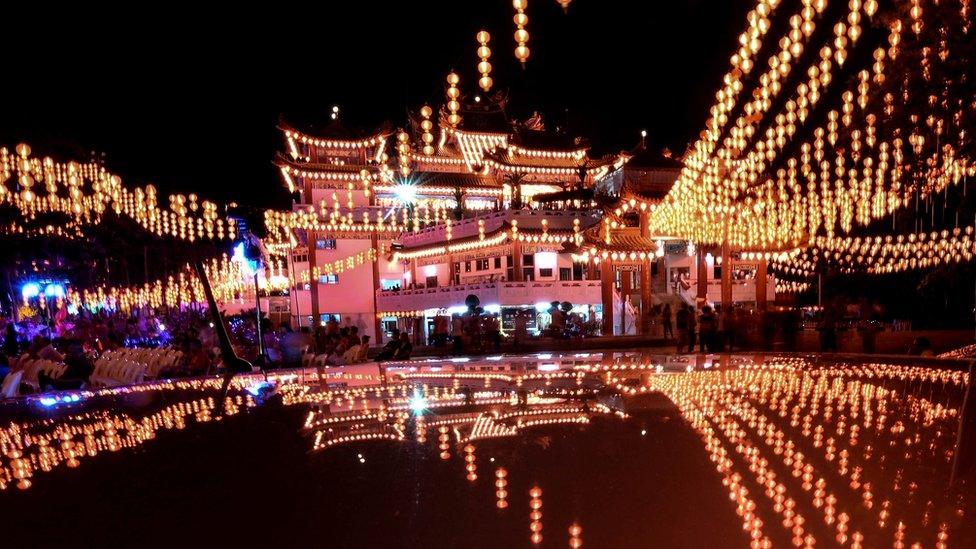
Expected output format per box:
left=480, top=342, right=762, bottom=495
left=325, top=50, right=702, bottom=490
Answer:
left=1, top=1, right=750, bottom=209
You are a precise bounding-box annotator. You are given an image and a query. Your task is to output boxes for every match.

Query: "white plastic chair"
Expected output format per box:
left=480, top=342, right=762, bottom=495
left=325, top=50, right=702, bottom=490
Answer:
left=1, top=371, right=23, bottom=398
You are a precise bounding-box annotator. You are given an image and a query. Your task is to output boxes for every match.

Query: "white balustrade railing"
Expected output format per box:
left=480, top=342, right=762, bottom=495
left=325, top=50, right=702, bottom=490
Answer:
left=376, top=280, right=602, bottom=312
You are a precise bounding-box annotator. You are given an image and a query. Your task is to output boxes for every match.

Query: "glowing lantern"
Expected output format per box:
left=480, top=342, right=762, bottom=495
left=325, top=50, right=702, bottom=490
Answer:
left=513, top=0, right=530, bottom=65
left=476, top=30, right=493, bottom=92
left=420, top=105, right=435, bottom=156
left=397, top=131, right=411, bottom=177
left=446, top=72, right=461, bottom=127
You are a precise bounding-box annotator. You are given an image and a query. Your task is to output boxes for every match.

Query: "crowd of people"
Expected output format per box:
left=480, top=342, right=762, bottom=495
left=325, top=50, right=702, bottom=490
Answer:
left=661, top=300, right=899, bottom=354
left=0, top=290, right=945, bottom=397
left=0, top=308, right=221, bottom=392
left=666, top=303, right=763, bottom=353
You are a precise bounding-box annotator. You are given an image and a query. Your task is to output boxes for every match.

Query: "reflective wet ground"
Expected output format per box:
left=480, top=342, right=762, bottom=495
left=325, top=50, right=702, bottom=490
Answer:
left=0, top=351, right=973, bottom=548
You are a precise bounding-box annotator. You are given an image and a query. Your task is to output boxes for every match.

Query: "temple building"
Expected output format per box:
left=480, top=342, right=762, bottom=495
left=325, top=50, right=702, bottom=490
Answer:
left=273, top=93, right=775, bottom=343
left=578, top=145, right=777, bottom=336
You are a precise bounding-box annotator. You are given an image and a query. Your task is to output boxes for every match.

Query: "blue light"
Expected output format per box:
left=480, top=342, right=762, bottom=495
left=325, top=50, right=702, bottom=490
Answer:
left=44, top=283, right=65, bottom=297
left=408, top=389, right=427, bottom=415
left=246, top=381, right=273, bottom=396
left=39, top=397, right=57, bottom=407
left=21, top=283, right=40, bottom=299
left=232, top=242, right=258, bottom=275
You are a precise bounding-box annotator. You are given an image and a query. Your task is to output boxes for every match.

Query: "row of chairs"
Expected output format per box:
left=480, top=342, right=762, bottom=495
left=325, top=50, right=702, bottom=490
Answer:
left=17, top=358, right=68, bottom=392
left=89, top=359, right=147, bottom=387
left=0, top=346, right=186, bottom=399
left=98, top=347, right=183, bottom=379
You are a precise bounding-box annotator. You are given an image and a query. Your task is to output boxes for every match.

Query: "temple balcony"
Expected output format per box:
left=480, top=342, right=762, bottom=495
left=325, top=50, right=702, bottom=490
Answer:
left=375, top=279, right=602, bottom=313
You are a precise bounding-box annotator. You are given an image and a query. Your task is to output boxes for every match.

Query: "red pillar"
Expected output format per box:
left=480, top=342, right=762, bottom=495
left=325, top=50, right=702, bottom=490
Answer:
left=512, top=240, right=524, bottom=281
left=721, top=242, right=733, bottom=309
left=756, top=257, right=768, bottom=310
left=696, top=250, right=708, bottom=303
left=601, top=259, right=614, bottom=336
left=620, top=267, right=632, bottom=334
left=637, top=212, right=653, bottom=334
left=371, top=233, right=383, bottom=344
left=307, top=230, right=321, bottom=329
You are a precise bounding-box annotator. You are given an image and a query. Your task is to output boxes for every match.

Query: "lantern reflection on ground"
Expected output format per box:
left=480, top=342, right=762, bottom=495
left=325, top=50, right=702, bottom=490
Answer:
left=0, top=351, right=973, bottom=547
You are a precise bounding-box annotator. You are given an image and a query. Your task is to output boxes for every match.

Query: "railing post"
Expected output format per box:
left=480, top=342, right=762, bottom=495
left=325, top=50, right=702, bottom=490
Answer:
left=951, top=362, right=976, bottom=484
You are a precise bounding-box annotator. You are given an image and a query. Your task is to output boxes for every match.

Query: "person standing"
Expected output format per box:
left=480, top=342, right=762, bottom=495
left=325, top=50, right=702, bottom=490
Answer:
left=486, top=314, right=501, bottom=351
left=514, top=311, right=528, bottom=351
left=720, top=305, right=735, bottom=351
left=3, top=323, right=18, bottom=357
left=662, top=304, right=673, bottom=340
left=675, top=305, right=689, bottom=352
left=819, top=306, right=838, bottom=352
left=714, top=305, right=726, bottom=352
left=699, top=306, right=717, bottom=353
left=685, top=305, right=698, bottom=353
left=858, top=319, right=879, bottom=354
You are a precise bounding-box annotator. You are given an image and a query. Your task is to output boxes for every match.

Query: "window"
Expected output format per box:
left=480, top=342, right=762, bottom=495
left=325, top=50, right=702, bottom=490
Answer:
left=522, top=254, right=535, bottom=266
left=494, top=257, right=502, bottom=269
left=713, top=265, right=722, bottom=280
left=315, top=238, right=337, bottom=250
left=572, top=263, right=584, bottom=280
left=319, top=313, right=340, bottom=325
left=381, top=279, right=400, bottom=290
left=559, top=267, right=572, bottom=281
left=539, top=268, right=554, bottom=278
left=465, top=261, right=472, bottom=272
left=476, top=259, right=490, bottom=271
left=426, top=275, right=438, bottom=288
left=319, top=274, right=339, bottom=284
left=292, top=253, right=308, bottom=263
left=522, top=267, right=535, bottom=281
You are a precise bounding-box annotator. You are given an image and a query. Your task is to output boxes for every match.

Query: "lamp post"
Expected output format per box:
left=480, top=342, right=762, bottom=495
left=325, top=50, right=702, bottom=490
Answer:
left=253, top=268, right=266, bottom=364
left=233, top=238, right=268, bottom=367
